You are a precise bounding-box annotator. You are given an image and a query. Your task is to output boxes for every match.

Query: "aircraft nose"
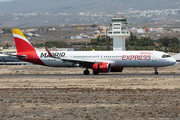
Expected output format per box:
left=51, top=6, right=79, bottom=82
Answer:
left=170, top=58, right=176, bottom=65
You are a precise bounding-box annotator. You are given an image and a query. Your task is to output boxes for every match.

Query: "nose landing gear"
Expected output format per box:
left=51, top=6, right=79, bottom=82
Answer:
left=154, top=67, right=158, bottom=75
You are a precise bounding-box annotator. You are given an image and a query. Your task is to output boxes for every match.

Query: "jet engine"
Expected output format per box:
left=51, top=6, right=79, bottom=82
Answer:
left=92, top=63, right=111, bottom=74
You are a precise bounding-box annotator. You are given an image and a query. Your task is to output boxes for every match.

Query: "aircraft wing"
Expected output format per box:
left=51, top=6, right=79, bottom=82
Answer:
left=61, top=57, right=115, bottom=64
left=61, top=57, right=116, bottom=68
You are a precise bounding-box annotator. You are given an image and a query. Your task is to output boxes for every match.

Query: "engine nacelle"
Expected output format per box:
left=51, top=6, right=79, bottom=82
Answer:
left=92, top=63, right=111, bottom=74
left=110, top=67, right=124, bottom=72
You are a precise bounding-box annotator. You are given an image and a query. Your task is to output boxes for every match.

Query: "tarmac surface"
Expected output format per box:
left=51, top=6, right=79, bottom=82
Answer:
left=0, top=73, right=180, bottom=78
left=1, top=93, right=180, bottom=96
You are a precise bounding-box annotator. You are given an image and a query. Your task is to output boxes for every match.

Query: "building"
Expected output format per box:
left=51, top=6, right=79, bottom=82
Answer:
left=25, top=33, right=39, bottom=37
left=0, top=48, right=17, bottom=54
left=171, top=29, right=180, bottom=33
left=94, top=26, right=100, bottom=30
left=143, top=28, right=150, bottom=33
left=77, top=27, right=85, bottom=30
left=94, top=30, right=101, bottom=34
left=107, top=17, right=130, bottom=51
left=71, top=34, right=89, bottom=39
left=101, top=29, right=108, bottom=34
left=156, top=28, right=164, bottom=33
left=137, top=28, right=144, bottom=34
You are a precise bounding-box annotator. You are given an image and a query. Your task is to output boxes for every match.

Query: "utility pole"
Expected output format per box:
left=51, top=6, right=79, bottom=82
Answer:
left=179, top=39, right=180, bottom=53
left=61, top=27, right=63, bottom=39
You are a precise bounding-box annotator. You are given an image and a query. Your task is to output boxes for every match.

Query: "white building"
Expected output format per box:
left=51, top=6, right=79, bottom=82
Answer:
left=25, top=33, right=39, bottom=37
left=71, top=34, right=89, bottom=39
left=156, top=28, right=164, bottom=33
left=137, top=28, right=144, bottom=34
left=149, top=28, right=156, bottom=32
left=107, top=17, right=130, bottom=51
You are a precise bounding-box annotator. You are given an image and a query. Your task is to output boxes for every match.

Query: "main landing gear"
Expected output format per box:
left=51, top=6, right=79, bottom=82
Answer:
left=154, top=67, right=158, bottom=75
left=83, top=69, right=90, bottom=75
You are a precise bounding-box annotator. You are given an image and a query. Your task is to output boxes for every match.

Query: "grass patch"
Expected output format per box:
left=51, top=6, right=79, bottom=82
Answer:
left=26, top=99, right=32, bottom=103
left=21, top=104, right=25, bottom=107
left=117, top=98, right=121, bottom=101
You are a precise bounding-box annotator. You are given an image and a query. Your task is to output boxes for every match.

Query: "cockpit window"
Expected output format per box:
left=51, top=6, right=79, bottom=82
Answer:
left=162, top=55, right=171, bottom=58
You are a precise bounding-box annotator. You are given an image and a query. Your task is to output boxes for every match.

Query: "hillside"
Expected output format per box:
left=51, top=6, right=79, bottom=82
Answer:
left=0, top=0, right=180, bottom=14
left=0, top=0, right=180, bottom=27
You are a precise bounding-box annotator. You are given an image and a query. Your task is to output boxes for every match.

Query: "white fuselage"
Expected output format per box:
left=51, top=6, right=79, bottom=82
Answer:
left=36, top=50, right=176, bottom=67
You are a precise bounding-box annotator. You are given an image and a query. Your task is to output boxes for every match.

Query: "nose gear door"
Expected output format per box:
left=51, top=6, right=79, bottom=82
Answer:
left=152, top=52, right=157, bottom=62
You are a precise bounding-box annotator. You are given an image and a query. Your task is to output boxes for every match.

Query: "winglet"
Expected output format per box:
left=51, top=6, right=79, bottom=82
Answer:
left=45, top=47, right=62, bottom=59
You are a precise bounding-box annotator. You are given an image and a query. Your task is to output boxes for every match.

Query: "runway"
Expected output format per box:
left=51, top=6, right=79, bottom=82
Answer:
left=1, top=93, right=180, bottom=96
left=0, top=73, right=180, bottom=78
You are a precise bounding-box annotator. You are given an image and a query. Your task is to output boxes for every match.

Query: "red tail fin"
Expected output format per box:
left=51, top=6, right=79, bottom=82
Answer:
left=12, top=29, right=36, bottom=53
left=12, top=29, right=45, bottom=66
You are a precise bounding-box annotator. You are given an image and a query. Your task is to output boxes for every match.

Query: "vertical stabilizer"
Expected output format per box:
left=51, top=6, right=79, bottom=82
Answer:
left=12, top=29, right=36, bottom=53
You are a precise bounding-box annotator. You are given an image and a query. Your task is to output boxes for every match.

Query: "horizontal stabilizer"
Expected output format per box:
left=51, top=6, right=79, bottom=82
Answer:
left=6, top=53, right=27, bottom=59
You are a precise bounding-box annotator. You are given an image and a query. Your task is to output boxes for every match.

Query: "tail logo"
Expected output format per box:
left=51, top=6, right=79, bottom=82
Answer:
left=12, top=29, right=45, bottom=66
left=12, top=29, right=35, bottom=53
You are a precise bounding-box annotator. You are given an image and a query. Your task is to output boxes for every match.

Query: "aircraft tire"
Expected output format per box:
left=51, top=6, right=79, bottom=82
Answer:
left=84, top=70, right=90, bottom=75
left=155, top=71, right=158, bottom=75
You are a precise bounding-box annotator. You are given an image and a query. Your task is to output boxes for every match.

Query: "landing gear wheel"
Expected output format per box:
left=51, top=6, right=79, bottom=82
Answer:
left=155, top=71, right=158, bottom=75
left=154, top=67, right=158, bottom=75
left=83, top=70, right=90, bottom=75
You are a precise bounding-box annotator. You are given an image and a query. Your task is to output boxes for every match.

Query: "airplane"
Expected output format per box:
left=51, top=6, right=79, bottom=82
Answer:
left=9, top=29, right=176, bottom=75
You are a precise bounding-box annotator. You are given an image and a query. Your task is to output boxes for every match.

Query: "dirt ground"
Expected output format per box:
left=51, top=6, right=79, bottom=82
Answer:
left=1, top=65, right=180, bottom=119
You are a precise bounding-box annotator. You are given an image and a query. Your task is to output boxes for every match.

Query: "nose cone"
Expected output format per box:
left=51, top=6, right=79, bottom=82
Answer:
left=170, top=58, right=176, bottom=65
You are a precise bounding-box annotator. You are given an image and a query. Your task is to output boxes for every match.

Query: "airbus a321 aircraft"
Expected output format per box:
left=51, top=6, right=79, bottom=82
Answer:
left=9, top=29, right=176, bottom=75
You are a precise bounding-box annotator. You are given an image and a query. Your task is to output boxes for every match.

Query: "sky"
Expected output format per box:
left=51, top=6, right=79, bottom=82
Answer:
left=0, top=0, right=12, bottom=2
